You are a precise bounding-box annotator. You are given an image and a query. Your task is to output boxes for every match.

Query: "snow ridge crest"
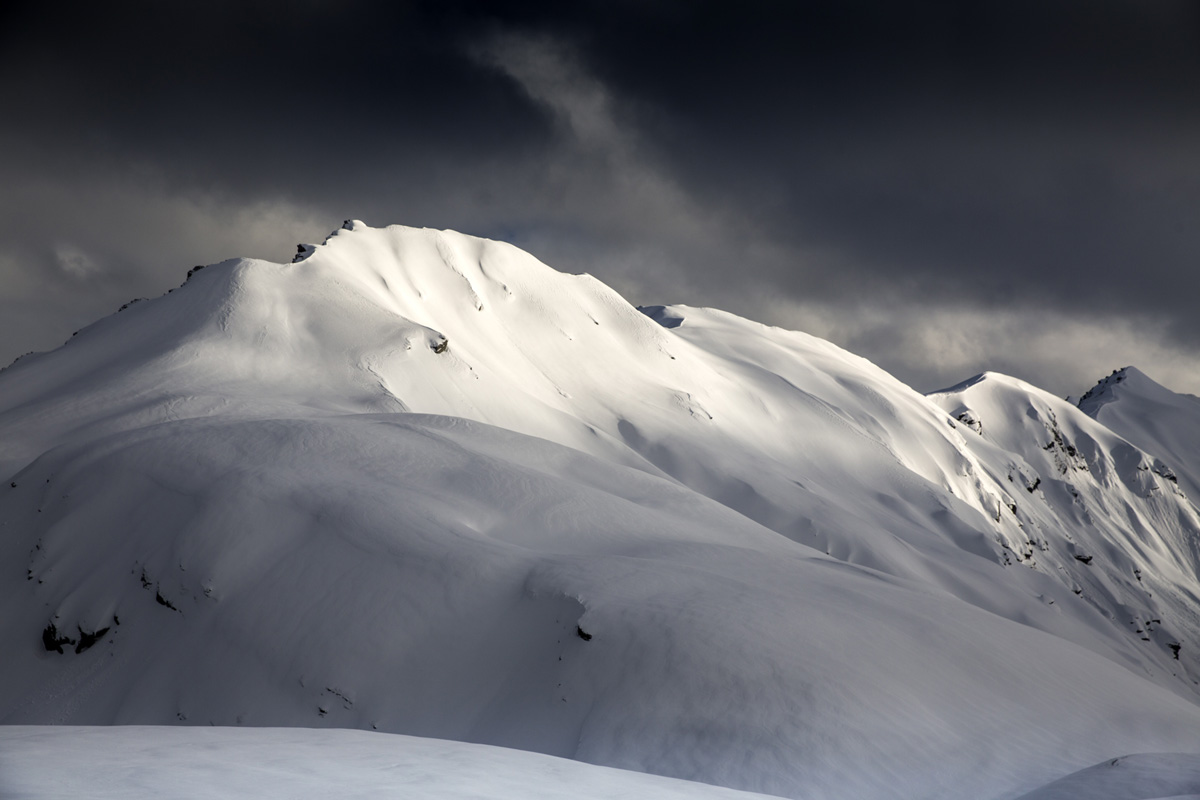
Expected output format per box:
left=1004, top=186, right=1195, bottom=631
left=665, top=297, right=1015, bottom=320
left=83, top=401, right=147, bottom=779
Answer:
left=1076, top=366, right=1138, bottom=417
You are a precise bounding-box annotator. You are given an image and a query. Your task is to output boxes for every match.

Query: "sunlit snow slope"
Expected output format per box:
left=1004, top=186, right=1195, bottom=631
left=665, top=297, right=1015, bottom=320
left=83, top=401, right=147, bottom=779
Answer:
left=2, top=222, right=1199, bottom=800
left=929, top=372, right=1200, bottom=693
left=1079, top=366, right=1200, bottom=502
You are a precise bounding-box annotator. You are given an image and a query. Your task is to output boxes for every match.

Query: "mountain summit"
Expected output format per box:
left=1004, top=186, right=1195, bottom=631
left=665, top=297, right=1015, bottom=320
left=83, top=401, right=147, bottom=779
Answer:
left=3, top=222, right=1199, bottom=800
left=1077, top=365, right=1200, bottom=503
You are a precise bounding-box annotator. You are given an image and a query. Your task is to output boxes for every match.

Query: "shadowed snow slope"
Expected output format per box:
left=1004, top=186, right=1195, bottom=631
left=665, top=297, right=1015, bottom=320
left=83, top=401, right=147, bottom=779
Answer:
left=1012, top=752, right=1200, bottom=800
left=2, top=223, right=1199, bottom=800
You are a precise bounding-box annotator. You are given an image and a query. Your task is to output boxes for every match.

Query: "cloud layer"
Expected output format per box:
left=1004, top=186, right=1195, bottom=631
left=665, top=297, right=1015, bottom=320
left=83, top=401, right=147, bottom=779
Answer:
left=2, top=2, right=1198, bottom=396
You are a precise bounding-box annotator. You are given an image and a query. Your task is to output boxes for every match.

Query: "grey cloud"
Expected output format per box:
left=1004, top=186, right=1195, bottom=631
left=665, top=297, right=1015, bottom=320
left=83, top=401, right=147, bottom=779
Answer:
left=762, top=296, right=1200, bottom=397
left=1, top=1, right=1198, bottom=399
left=0, top=169, right=329, bottom=363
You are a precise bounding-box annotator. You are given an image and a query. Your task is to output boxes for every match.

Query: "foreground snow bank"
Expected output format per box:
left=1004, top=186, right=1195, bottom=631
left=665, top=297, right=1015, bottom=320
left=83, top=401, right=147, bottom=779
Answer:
left=0, top=726, right=780, bottom=800
left=5, top=727, right=1197, bottom=800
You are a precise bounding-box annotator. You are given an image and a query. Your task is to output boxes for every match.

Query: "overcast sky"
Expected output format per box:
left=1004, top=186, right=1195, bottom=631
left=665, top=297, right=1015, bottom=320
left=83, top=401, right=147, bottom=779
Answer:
left=2, top=1, right=1198, bottom=396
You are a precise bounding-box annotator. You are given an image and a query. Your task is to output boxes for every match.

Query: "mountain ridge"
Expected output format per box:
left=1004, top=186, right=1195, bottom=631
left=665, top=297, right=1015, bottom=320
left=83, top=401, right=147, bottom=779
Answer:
left=2, top=221, right=1199, bottom=800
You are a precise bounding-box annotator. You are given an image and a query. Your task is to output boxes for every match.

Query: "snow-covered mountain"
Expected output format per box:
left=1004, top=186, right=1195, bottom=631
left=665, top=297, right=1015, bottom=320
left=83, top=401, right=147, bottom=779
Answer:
left=928, top=372, right=1200, bottom=689
left=2, top=222, right=1198, bottom=800
left=1078, top=366, right=1200, bottom=501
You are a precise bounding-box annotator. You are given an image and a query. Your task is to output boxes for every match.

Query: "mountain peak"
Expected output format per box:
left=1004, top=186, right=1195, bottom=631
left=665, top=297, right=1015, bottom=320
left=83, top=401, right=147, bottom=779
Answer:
left=1076, top=366, right=1152, bottom=417
left=1073, top=364, right=1200, bottom=502
left=290, top=219, right=388, bottom=263
left=928, top=370, right=1041, bottom=397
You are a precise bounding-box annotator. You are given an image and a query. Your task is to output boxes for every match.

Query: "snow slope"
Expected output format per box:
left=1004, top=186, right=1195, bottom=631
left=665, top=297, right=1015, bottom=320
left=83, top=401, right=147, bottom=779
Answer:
left=2, top=222, right=1200, bottom=799
left=1079, top=366, right=1200, bottom=502
left=7, top=732, right=1199, bottom=800
left=929, top=372, right=1200, bottom=692
left=0, top=726, right=783, bottom=800
left=10, top=412, right=1200, bottom=799
left=1013, top=752, right=1200, bottom=800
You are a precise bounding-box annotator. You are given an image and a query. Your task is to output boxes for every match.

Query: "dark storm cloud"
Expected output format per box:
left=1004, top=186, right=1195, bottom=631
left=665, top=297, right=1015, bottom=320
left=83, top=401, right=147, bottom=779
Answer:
left=554, top=2, right=1200, bottom=307
left=2, top=1, right=1199, bottom=394
left=0, top=3, right=546, bottom=197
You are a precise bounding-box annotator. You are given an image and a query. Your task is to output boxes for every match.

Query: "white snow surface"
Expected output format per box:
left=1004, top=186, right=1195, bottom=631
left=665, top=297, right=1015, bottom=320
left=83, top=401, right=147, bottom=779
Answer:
left=928, top=371, right=1200, bottom=695
left=0, top=726, right=782, bottom=800
left=2, top=222, right=1199, bottom=800
left=1079, top=366, right=1200, bottom=502
left=1012, top=752, right=1200, bottom=800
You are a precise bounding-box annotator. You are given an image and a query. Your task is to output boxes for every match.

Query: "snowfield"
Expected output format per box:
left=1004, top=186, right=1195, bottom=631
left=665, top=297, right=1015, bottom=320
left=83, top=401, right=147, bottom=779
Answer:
left=0, top=726, right=783, bottom=800
left=2, top=222, right=1198, bottom=799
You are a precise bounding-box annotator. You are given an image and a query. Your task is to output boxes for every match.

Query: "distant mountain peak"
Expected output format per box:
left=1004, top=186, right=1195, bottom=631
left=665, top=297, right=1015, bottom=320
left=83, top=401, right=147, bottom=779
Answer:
left=1076, top=366, right=1146, bottom=416
left=928, top=370, right=1039, bottom=397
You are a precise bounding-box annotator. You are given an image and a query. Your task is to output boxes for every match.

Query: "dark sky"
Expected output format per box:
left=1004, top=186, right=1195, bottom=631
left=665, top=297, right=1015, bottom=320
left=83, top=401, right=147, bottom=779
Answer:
left=3, top=1, right=1198, bottom=395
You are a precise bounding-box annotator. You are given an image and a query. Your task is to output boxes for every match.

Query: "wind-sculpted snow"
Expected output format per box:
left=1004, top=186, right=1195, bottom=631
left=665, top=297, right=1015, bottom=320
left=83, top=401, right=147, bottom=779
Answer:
left=2, top=222, right=1199, bottom=799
